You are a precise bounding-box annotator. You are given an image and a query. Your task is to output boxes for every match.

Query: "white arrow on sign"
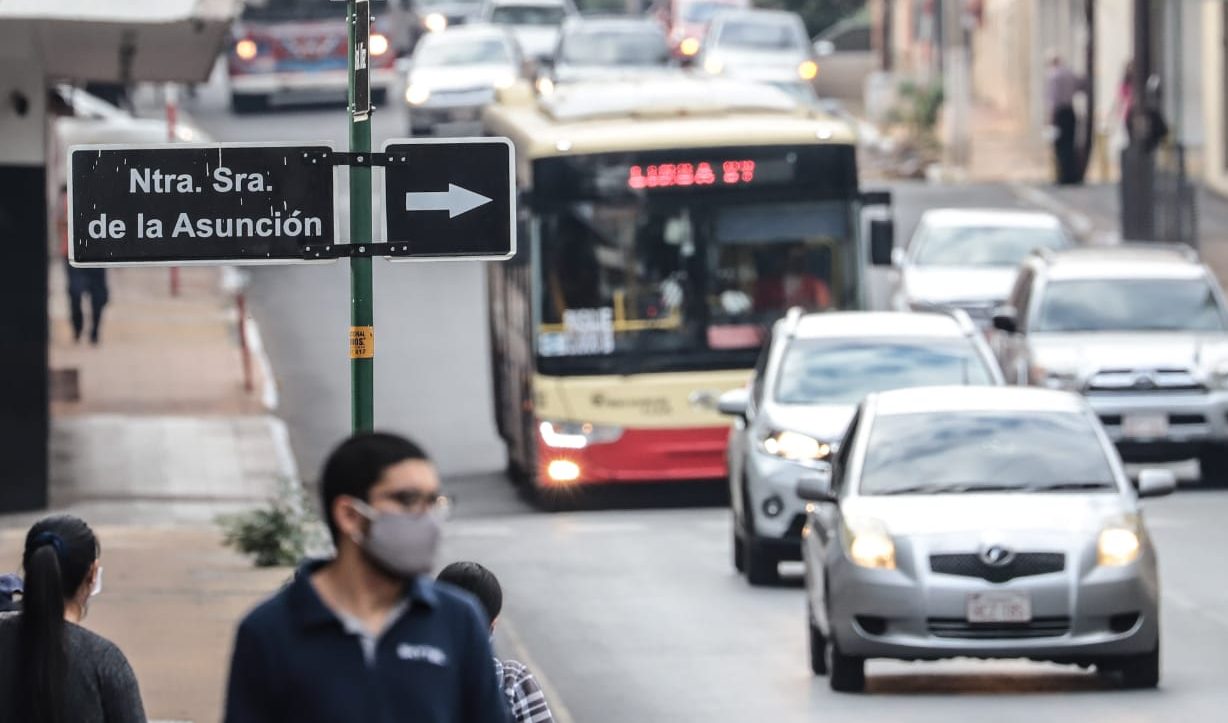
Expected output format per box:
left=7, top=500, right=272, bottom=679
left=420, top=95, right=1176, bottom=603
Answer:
left=405, top=184, right=492, bottom=219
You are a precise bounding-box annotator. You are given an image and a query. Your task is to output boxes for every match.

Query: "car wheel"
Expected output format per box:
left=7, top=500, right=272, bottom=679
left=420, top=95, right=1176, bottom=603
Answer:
left=744, top=536, right=781, bottom=586
left=808, top=601, right=828, bottom=676
left=1118, top=642, right=1160, bottom=689
left=827, top=637, right=866, bottom=693
left=732, top=524, right=746, bottom=573
left=1198, top=448, right=1228, bottom=486
left=230, top=93, right=267, bottom=114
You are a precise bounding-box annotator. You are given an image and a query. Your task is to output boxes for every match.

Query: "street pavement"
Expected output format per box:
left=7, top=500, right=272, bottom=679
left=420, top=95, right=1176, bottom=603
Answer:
left=180, top=69, right=1228, bottom=721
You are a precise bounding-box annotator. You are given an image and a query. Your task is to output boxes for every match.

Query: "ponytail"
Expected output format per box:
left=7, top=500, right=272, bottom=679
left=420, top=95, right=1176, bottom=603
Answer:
left=18, top=515, right=99, bottom=723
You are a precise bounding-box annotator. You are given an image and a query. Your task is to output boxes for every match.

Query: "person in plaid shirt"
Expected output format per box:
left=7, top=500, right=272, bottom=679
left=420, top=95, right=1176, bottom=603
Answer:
left=437, top=563, right=555, bottom=723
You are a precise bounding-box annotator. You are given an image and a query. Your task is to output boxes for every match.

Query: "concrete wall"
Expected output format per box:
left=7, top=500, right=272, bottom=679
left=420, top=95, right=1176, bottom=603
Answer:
left=972, top=0, right=1033, bottom=118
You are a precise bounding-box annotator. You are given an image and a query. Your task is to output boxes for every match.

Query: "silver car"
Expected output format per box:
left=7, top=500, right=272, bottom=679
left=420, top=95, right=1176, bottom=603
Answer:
left=894, top=209, right=1074, bottom=326
left=993, top=244, right=1228, bottom=482
left=799, top=386, right=1174, bottom=692
left=404, top=25, right=522, bottom=136
left=698, top=9, right=819, bottom=103
left=719, top=310, right=1004, bottom=586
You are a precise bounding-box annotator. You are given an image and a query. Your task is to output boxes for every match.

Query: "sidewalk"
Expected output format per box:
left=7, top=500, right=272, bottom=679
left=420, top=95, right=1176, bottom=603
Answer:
left=1, top=263, right=299, bottom=722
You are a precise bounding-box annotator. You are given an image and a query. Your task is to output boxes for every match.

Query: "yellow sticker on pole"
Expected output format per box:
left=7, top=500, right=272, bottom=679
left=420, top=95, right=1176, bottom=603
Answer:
left=350, top=326, right=374, bottom=359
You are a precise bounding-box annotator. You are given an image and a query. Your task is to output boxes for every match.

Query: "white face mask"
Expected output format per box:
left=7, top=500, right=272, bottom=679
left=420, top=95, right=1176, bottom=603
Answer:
left=90, top=566, right=103, bottom=598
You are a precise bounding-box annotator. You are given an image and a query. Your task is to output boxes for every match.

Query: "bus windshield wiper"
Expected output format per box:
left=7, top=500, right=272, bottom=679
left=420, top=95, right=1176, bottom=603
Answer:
left=1024, top=481, right=1115, bottom=492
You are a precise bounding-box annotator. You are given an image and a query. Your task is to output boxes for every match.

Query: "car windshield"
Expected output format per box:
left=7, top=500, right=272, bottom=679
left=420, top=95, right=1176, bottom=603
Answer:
left=242, top=0, right=339, bottom=21
left=681, top=1, right=735, bottom=23
left=491, top=4, right=565, bottom=25
left=561, top=29, right=670, bottom=66
left=1035, top=278, right=1228, bottom=333
left=913, top=224, right=1069, bottom=267
left=775, top=339, right=994, bottom=405
left=716, top=20, right=803, bottom=51
left=415, top=37, right=511, bottom=66
left=859, top=411, right=1117, bottom=495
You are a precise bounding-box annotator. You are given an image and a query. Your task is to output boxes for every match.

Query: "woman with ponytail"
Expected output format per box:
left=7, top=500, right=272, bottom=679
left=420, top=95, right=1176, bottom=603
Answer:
left=0, top=515, right=146, bottom=723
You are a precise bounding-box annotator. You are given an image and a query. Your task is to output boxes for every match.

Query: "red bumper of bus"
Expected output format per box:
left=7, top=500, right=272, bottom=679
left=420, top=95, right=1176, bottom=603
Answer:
left=537, top=426, right=729, bottom=486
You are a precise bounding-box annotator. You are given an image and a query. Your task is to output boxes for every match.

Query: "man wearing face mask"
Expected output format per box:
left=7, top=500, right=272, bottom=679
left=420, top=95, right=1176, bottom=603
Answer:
left=223, top=432, right=509, bottom=723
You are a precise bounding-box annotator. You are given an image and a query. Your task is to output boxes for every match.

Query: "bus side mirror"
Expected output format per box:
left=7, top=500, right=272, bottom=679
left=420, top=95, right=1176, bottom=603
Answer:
left=870, top=219, right=894, bottom=266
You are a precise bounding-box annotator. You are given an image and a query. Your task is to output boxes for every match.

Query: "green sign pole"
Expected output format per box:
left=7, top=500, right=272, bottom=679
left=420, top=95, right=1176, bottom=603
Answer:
left=348, top=0, right=375, bottom=432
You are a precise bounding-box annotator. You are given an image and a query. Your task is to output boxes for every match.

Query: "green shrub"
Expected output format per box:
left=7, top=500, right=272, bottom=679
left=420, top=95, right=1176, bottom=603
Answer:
left=218, top=480, right=322, bottom=568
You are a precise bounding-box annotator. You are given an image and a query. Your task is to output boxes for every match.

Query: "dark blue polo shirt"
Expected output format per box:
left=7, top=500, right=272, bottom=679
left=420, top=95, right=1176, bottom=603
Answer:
left=224, top=561, right=509, bottom=723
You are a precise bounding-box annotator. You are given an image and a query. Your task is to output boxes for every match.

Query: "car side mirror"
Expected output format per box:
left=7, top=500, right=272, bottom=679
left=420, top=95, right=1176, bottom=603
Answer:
left=814, top=39, right=836, bottom=57
left=991, top=306, right=1018, bottom=334
left=869, top=219, right=894, bottom=266
left=716, top=387, right=749, bottom=418
left=1137, top=469, right=1177, bottom=498
left=796, top=473, right=837, bottom=504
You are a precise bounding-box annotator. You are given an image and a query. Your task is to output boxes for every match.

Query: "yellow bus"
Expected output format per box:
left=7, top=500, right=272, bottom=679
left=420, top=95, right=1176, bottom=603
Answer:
left=484, top=76, right=893, bottom=502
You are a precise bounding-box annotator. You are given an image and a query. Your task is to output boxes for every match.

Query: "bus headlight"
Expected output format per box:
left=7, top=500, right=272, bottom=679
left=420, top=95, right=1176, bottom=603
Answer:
left=423, top=12, right=448, bottom=33
left=760, top=430, right=831, bottom=463
left=798, top=60, right=819, bottom=80
left=539, top=420, right=624, bottom=449
left=235, top=38, right=259, bottom=61
left=405, top=84, right=431, bottom=105
left=370, top=33, right=390, bottom=56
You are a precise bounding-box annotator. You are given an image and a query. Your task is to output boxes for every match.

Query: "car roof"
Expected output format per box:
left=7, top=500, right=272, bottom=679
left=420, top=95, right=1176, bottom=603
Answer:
left=562, top=15, right=661, bottom=31
left=1037, top=244, right=1206, bottom=281
left=710, top=8, right=802, bottom=25
left=871, top=386, right=1088, bottom=416
left=420, top=24, right=513, bottom=42
left=790, top=311, right=971, bottom=340
left=918, top=208, right=1064, bottom=230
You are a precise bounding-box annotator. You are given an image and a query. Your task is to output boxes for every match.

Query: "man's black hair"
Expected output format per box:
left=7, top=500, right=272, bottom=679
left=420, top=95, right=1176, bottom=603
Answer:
left=320, top=431, right=430, bottom=543
left=437, top=561, right=503, bottom=627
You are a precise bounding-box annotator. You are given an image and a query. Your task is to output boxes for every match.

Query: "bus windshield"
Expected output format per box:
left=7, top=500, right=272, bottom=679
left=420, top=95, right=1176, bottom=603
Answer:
left=536, top=197, right=855, bottom=374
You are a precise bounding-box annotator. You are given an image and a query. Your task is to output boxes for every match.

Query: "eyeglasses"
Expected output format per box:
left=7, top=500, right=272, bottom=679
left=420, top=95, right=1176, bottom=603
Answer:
left=370, top=490, right=452, bottom=517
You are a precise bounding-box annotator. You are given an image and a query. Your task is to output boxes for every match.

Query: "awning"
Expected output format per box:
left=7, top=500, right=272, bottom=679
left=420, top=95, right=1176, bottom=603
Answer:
left=0, top=0, right=243, bottom=84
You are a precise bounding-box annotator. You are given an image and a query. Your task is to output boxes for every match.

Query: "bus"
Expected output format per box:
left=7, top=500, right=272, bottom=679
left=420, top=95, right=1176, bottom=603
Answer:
left=483, top=76, right=893, bottom=501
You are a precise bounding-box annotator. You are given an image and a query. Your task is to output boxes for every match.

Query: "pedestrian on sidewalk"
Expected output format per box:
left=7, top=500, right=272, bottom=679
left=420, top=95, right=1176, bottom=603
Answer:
left=437, top=562, right=556, bottom=723
left=58, top=185, right=110, bottom=345
left=1044, top=49, right=1086, bottom=186
left=0, top=514, right=147, bottom=723
left=224, top=432, right=509, bottom=723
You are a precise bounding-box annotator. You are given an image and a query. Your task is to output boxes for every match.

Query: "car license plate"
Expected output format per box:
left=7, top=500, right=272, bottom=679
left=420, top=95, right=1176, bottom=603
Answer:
left=1122, top=414, right=1169, bottom=439
left=966, top=592, right=1031, bottom=623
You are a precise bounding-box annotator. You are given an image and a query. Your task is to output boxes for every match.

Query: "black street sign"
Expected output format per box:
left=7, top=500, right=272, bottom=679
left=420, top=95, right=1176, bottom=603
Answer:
left=382, top=138, right=515, bottom=260
left=69, top=143, right=336, bottom=266
left=352, top=0, right=371, bottom=120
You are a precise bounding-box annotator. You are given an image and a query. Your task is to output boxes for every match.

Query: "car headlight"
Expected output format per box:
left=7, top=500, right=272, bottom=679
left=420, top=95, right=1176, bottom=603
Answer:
left=370, top=33, right=390, bottom=57
left=535, top=76, right=554, bottom=96
left=760, top=430, right=832, bottom=463
left=679, top=37, right=700, bottom=56
left=842, top=518, right=896, bottom=570
left=539, top=420, right=623, bottom=449
left=494, top=72, right=517, bottom=90
left=1098, top=525, right=1141, bottom=567
left=423, top=12, right=447, bottom=33
left=703, top=57, right=724, bottom=75
left=1028, top=364, right=1080, bottom=391
left=798, top=60, right=819, bottom=80
left=1206, top=361, right=1228, bottom=390
left=405, top=84, right=431, bottom=105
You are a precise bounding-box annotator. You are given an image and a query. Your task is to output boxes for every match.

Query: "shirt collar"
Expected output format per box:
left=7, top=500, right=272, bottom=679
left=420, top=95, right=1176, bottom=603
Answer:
left=287, top=559, right=440, bottom=630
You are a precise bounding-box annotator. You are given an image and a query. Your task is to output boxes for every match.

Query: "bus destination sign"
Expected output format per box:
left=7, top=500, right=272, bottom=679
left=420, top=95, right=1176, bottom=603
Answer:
left=68, top=143, right=336, bottom=266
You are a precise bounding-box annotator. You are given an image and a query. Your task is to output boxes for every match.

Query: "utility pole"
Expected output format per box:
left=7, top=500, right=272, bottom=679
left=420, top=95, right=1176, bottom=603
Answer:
left=1121, top=0, right=1155, bottom=241
left=349, top=0, right=375, bottom=431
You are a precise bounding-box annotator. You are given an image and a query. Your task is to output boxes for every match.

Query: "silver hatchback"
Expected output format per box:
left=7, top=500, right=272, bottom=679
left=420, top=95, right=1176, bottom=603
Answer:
left=799, top=386, right=1174, bottom=692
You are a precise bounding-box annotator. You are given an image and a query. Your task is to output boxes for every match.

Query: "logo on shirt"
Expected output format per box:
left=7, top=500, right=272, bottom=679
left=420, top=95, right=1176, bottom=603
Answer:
left=397, top=643, right=449, bottom=666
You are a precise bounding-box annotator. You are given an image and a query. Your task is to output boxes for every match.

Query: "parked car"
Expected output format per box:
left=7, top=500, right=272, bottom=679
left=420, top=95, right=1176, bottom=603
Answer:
left=537, top=16, right=674, bottom=95
left=697, top=9, right=820, bottom=103
left=811, top=11, right=876, bottom=101
left=800, top=385, right=1173, bottom=692
left=894, top=209, right=1074, bottom=326
left=404, top=25, right=522, bottom=136
left=481, top=0, right=576, bottom=61
left=227, top=0, right=397, bottom=112
left=992, top=244, right=1228, bottom=482
left=718, top=310, right=1004, bottom=586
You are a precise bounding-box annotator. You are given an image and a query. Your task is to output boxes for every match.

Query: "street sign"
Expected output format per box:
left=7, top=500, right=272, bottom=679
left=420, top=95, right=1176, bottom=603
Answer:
left=351, top=0, right=371, bottom=121
left=382, top=138, right=516, bottom=260
left=68, top=143, right=336, bottom=267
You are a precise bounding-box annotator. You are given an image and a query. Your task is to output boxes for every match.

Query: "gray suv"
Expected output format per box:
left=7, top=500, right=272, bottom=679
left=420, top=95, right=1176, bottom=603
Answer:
left=718, top=310, right=1004, bottom=586
left=992, top=244, right=1228, bottom=482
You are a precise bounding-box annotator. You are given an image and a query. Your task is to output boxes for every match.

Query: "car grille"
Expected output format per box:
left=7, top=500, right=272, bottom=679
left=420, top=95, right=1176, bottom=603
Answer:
left=1086, top=368, right=1204, bottom=393
left=928, top=617, right=1071, bottom=639
left=929, top=552, right=1065, bottom=583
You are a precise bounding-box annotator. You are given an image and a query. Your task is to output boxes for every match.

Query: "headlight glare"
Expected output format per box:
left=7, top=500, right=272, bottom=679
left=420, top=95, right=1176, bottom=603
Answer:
left=405, top=84, right=431, bottom=105
left=423, top=13, right=448, bottom=32
left=798, top=60, right=819, bottom=80
left=761, top=430, right=831, bottom=463
left=848, top=530, right=895, bottom=569
left=1098, top=527, right=1141, bottom=567
left=679, top=37, right=700, bottom=56
left=370, top=33, right=390, bottom=56
left=235, top=39, right=259, bottom=61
